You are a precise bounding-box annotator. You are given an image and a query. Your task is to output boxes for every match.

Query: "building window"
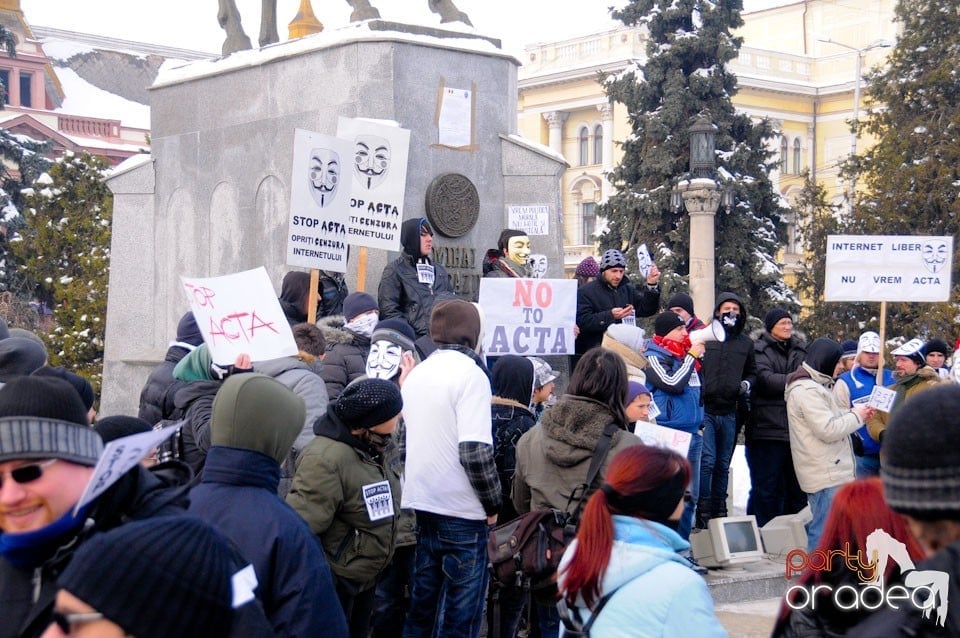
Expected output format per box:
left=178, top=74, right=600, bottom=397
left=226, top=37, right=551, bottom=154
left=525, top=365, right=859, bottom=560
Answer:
left=593, top=124, right=603, bottom=165
left=0, top=69, right=8, bottom=105
left=780, top=136, right=788, bottom=173
left=793, top=138, right=802, bottom=174
left=582, top=202, right=596, bottom=244
left=18, top=71, right=31, bottom=108
left=578, top=127, right=589, bottom=166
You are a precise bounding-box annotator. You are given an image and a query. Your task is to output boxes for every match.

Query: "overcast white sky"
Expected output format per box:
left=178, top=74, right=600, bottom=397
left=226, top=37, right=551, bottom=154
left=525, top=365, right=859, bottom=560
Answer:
left=20, top=0, right=789, bottom=57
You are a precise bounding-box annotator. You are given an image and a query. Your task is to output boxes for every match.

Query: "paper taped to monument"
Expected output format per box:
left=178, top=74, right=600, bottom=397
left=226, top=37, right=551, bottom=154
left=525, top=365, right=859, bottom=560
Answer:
left=287, top=129, right=353, bottom=271
left=824, top=234, right=953, bottom=302
left=336, top=117, right=410, bottom=252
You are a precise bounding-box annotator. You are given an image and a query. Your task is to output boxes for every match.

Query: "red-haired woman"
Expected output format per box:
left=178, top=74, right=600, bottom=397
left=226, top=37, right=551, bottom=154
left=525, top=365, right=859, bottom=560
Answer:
left=773, top=478, right=925, bottom=637
left=557, top=445, right=727, bottom=636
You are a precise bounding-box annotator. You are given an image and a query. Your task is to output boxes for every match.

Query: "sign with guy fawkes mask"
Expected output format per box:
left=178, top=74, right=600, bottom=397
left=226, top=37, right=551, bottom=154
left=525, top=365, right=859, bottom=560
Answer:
left=337, top=117, right=410, bottom=252
left=287, top=129, right=352, bottom=271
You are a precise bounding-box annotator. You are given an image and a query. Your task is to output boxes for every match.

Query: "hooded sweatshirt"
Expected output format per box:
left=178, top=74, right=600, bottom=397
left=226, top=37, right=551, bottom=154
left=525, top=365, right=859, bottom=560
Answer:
left=701, top=292, right=757, bottom=414
left=491, top=355, right=536, bottom=520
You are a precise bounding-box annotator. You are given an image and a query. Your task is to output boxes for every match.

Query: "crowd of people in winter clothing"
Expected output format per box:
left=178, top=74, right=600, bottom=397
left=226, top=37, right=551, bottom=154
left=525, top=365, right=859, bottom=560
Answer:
left=4, top=231, right=960, bottom=638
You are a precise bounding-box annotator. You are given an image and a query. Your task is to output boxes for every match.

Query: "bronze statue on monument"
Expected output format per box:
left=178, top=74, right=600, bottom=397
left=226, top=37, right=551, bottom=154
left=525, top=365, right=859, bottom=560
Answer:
left=218, top=0, right=473, bottom=55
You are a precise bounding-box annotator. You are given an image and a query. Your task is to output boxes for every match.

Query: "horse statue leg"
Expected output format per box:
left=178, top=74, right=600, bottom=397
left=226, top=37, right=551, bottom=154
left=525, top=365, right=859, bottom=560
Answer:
left=259, top=0, right=279, bottom=47
left=428, top=0, right=472, bottom=25
left=217, top=0, right=253, bottom=54
left=346, top=0, right=382, bottom=22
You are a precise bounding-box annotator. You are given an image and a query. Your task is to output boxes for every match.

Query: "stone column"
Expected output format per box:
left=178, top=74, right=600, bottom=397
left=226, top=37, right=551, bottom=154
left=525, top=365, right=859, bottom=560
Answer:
left=543, top=111, right=567, bottom=154
left=678, top=180, right=721, bottom=316
left=598, top=102, right=614, bottom=201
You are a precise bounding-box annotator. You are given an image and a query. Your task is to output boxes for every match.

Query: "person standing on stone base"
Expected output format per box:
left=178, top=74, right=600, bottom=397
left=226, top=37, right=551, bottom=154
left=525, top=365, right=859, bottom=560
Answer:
left=378, top=218, right=455, bottom=338
left=746, top=308, right=807, bottom=527
left=482, top=229, right=533, bottom=278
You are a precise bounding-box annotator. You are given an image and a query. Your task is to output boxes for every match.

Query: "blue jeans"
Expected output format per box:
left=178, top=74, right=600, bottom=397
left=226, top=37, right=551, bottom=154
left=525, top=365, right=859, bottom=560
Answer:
left=403, top=512, right=489, bottom=638
left=678, top=431, right=702, bottom=540
left=699, top=412, right=737, bottom=522
left=806, top=485, right=841, bottom=551
left=371, top=544, right=416, bottom=638
left=855, top=453, right=881, bottom=479
left=745, top=439, right=807, bottom=527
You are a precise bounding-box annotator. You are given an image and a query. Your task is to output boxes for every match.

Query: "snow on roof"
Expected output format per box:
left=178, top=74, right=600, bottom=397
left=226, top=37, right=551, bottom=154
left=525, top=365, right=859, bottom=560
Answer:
left=105, top=152, right=152, bottom=179
left=54, top=67, right=150, bottom=130
left=155, top=20, right=516, bottom=88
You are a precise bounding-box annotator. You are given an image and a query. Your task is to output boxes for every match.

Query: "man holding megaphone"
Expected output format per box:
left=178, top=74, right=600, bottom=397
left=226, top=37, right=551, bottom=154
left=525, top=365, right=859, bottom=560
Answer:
left=696, top=292, right=757, bottom=529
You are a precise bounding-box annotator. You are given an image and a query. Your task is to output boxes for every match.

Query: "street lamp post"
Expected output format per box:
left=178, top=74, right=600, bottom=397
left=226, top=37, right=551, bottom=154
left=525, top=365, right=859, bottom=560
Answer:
left=816, top=36, right=892, bottom=212
left=674, top=117, right=729, bottom=317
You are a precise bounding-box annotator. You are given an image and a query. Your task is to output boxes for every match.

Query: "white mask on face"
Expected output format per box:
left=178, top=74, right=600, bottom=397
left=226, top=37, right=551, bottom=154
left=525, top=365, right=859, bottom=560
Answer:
left=347, top=312, right=379, bottom=338
left=366, top=340, right=404, bottom=379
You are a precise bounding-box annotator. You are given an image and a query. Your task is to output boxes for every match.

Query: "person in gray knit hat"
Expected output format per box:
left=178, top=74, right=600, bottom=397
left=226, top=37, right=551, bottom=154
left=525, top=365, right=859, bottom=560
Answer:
left=0, top=376, right=192, bottom=638
left=847, top=383, right=960, bottom=637
left=287, top=378, right=403, bottom=638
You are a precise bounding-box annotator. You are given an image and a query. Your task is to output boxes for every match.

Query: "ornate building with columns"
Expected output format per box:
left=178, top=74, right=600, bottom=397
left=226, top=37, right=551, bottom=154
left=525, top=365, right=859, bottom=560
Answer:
left=517, top=0, right=896, bottom=276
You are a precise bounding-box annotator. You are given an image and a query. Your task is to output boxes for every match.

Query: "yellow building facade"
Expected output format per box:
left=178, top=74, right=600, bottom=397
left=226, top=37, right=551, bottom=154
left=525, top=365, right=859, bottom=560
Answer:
left=517, top=0, right=897, bottom=275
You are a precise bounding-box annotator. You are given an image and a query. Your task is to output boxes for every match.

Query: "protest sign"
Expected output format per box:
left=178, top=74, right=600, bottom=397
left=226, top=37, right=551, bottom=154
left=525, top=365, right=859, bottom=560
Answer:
left=336, top=117, right=410, bottom=252
left=507, top=205, right=549, bottom=236
left=633, top=421, right=692, bottom=457
left=479, top=278, right=576, bottom=355
left=825, top=235, right=953, bottom=302
left=181, top=267, right=298, bottom=363
left=868, top=386, right=897, bottom=413
left=73, top=426, right=179, bottom=514
left=287, top=128, right=352, bottom=271
left=636, top=244, right=652, bottom=279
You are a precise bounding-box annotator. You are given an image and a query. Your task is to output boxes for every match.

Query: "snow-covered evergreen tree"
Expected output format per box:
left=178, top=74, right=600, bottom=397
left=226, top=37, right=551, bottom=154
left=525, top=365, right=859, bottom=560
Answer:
left=846, top=0, right=960, bottom=336
left=12, top=151, right=112, bottom=390
left=600, top=0, right=797, bottom=320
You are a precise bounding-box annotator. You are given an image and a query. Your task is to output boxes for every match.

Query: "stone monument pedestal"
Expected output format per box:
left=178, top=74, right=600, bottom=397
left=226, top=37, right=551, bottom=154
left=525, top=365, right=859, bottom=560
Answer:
left=101, top=22, right=566, bottom=416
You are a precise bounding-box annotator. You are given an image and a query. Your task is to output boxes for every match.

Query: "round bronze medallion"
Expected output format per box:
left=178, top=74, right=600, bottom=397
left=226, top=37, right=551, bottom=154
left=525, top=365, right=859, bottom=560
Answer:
left=424, top=173, right=479, bottom=238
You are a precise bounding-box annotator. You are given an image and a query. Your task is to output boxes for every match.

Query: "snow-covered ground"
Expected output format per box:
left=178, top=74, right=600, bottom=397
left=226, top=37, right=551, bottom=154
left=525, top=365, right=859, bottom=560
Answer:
left=731, top=444, right=751, bottom=515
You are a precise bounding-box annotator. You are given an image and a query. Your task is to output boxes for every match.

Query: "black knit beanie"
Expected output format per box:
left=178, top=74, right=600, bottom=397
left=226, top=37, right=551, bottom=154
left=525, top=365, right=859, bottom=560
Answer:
left=95, top=415, right=154, bottom=442
left=0, top=376, right=101, bottom=465
left=926, top=338, right=949, bottom=357
left=58, top=517, right=238, bottom=638
left=333, top=378, right=403, bottom=430
left=32, top=366, right=96, bottom=410
left=654, top=311, right=685, bottom=337
left=882, top=384, right=960, bottom=520
left=0, top=337, right=47, bottom=382
left=665, top=292, right=695, bottom=316
left=764, top=308, right=791, bottom=334
left=176, top=311, right=204, bottom=347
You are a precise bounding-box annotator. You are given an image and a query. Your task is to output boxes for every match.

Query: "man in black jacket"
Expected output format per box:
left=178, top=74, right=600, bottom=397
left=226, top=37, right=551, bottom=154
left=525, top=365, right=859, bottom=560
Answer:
left=746, top=308, right=807, bottom=527
left=696, top=292, right=757, bottom=528
left=377, top=218, right=455, bottom=338
left=575, top=249, right=661, bottom=359
left=137, top=311, right=204, bottom=426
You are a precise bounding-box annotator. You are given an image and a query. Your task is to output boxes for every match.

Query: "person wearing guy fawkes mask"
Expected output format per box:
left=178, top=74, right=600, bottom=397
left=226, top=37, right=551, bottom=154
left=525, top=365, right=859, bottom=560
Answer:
left=696, top=292, right=757, bottom=529
left=320, top=292, right=380, bottom=401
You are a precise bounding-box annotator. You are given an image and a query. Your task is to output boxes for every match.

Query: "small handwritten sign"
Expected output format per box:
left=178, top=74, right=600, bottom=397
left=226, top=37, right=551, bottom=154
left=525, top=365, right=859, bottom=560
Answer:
left=633, top=420, right=692, bottom=456
left=73, top=426, right=179, bottom=514
left=868, top=385, right=897, bottom=413
left=181, top=267, right=298, bottom=363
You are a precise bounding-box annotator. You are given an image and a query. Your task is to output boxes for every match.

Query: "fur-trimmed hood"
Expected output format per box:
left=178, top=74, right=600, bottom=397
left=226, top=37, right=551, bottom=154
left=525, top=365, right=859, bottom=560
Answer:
left=317, top=315, right=359, bottom=347
left=539, top=395, right=624, bottom=467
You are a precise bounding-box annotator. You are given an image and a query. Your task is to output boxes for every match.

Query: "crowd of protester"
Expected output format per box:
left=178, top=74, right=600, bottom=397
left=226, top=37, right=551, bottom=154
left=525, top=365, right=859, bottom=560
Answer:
left=2, top=234, right=958, bottom=637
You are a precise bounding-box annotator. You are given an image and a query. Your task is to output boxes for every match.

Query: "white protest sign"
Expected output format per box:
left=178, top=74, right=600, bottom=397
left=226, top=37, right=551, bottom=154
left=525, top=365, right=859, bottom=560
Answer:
left=181, top=267, right=298, bottom=363
left=73, top=426, right=179, bottom=515
left=438, top=86, right=472, bottom=148
left=479, top=278, right=576, bottom=356
left=868, top=385, right=897, bottom=413
left=507, top=205, right=550, bottom=236
left=825, top=235, right=953, bottom=302
left=529, top=254, right=548, bottom=279
left=636, top=244, right=652, bottom=279
left=633, top=420, right=691, bottom=457
left=336, top=117, right=410, bottom=252
left=287, top=129, right=352, bottom=272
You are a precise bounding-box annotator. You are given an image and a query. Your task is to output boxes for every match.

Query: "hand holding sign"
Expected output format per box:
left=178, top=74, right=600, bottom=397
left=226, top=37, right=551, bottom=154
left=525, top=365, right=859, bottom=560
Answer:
left=867, top=386, right=897, bottom=413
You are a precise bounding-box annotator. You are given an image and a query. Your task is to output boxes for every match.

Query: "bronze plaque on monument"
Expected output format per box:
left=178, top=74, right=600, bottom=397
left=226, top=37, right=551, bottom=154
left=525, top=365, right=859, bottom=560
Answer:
left=424, top=173, right=480, bottom=238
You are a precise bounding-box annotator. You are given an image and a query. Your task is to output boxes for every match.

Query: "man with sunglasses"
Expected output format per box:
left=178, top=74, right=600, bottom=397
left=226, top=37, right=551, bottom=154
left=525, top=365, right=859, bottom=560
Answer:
left=0, top=376, right=189, bottom=638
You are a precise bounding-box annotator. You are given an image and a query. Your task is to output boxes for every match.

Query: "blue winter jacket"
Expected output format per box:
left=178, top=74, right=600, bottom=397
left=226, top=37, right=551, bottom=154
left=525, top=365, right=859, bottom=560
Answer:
left=559, top=516, right=727, bottom=637
left=835, top=366, right=894, bottom=455
left=189, top=446, right=348, bottom=638
left=643, top=341, right=704, bottom=433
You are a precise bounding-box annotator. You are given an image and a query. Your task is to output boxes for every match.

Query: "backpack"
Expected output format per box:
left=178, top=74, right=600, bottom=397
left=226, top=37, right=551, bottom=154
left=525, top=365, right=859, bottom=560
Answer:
left=557, top=586, right=623, bottom=637
left=487, top=422, right=618, bottom=590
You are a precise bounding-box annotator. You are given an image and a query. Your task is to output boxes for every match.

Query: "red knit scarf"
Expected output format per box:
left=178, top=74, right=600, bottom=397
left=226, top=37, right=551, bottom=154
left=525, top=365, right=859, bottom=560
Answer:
left=653, top=335, right=701, bottom=371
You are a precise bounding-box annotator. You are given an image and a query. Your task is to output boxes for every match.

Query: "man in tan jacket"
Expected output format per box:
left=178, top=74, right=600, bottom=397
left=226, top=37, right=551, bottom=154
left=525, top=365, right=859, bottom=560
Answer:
left=866, top=338, right=943, bottom=443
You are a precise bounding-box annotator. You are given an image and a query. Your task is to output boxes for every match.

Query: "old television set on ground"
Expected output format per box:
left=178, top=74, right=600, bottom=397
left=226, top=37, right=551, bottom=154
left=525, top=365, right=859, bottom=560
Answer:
left=690, top=515, right=765, bottom=568
left=760, top=506, right=811, bottom=559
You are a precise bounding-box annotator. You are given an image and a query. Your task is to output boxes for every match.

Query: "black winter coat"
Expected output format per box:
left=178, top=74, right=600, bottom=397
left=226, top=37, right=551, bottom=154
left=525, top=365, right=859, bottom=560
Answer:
left=491, top=399, right=536, bottom=521
left=377, top=253, right=455, bottom=338
left=701, top=294, right=757, bottom=415
left=749, top=333, right=806, bottom=442
left=174, top=379, right=221, bottom=476
left=318, top=316, right=371, bottom=401
left=0, top=465, right=190, bottom=638
left=137, top=344, right=192, bottom=425
left=575, top=277, right=660, bottom=354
